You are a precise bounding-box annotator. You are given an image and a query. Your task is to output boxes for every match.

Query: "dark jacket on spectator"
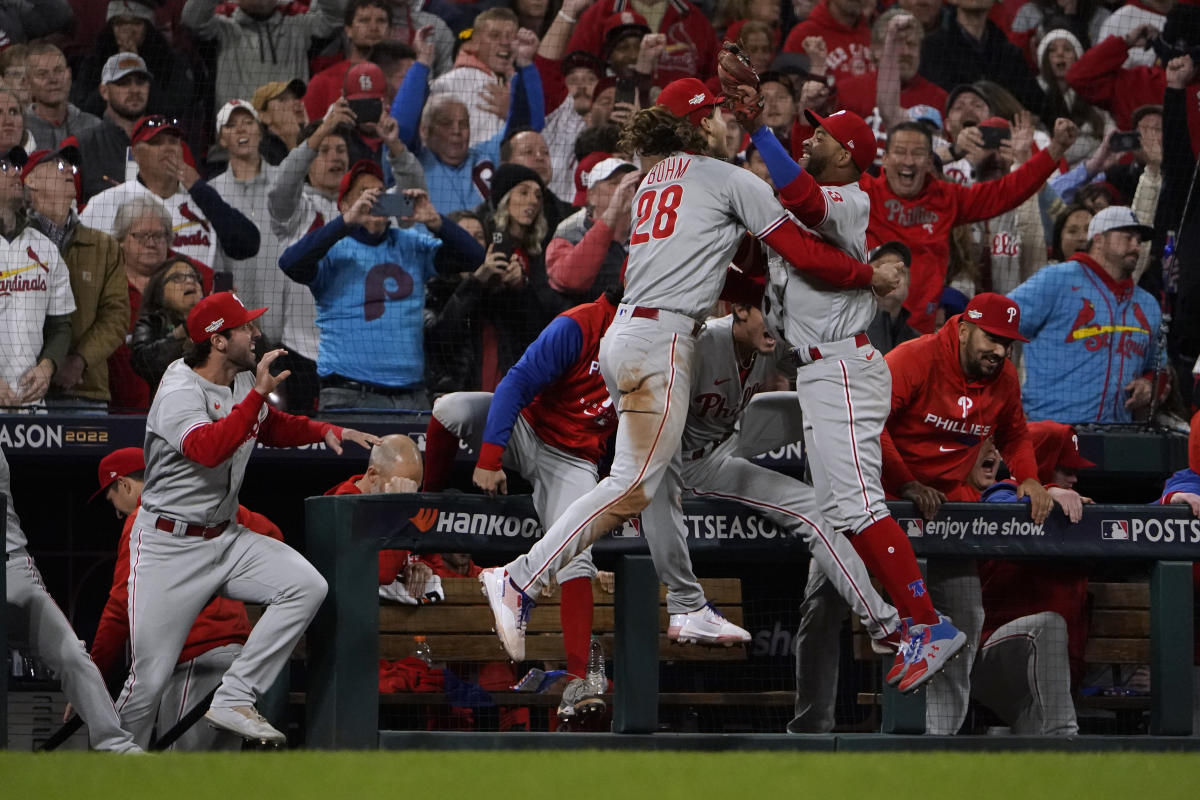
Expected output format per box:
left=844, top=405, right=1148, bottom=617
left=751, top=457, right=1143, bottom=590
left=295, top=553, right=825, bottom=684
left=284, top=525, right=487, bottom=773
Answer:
left=0, top=0, right=73, bottom=45
left=867, top=307, right=920, bottom=356
left=130, top=309, right=186, bottom=394
left=76, top=117, right=131, bottom=203
left=1160, top=85, right=1200, bottom=372
left=920, top=15, right=1047, bottom=122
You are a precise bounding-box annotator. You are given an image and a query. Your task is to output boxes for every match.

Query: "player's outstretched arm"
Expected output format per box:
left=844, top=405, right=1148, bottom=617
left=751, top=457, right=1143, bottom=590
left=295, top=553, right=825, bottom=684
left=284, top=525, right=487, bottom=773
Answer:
left=760, top=221, right=874, bottom=289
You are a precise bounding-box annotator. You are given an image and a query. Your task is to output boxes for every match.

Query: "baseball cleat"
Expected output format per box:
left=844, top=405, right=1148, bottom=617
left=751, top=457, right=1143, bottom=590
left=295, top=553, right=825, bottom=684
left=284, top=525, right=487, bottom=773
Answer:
left=479, top=567, right=534, bottom=662
left=667, top=603, right=751, bottom=646
left=885, top=618, right=913, bottom=685
left=897, top=615, right=967, bottom=693
left=557, top=675, right=607, bottom=723
left=204, top=705, right=286, bottom=745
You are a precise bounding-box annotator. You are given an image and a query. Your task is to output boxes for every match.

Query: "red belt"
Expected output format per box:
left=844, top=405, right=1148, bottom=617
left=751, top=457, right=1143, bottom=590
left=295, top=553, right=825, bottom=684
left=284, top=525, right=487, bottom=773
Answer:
left=155, top=516, right=230, bottom=540
left=629, top=306, right=703, bottom=337
left=806, top=332, right=870, bottom=362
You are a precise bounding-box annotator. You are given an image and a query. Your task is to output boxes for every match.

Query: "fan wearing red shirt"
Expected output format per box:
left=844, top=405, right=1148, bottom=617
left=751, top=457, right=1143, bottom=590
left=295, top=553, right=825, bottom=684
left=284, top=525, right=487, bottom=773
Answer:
left=838, top=10, right=947, bottom=122
left=863, top=118, right=1077, bottom=332
left=324, top=433, right=437, bottom=596
left=782, top=0, right=875, bottom=83
left=564, top=0, right=719, bottom=86
left=89, top=447, right=283, bottom=751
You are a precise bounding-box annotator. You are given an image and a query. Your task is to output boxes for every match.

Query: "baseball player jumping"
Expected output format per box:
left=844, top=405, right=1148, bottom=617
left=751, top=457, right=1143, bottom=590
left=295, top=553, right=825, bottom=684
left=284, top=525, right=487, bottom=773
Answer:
left=114, top=292, right=380, bottom=747
left=727, top=71, right=970, bottom=692
left=480, top=77, right=903, bottom=663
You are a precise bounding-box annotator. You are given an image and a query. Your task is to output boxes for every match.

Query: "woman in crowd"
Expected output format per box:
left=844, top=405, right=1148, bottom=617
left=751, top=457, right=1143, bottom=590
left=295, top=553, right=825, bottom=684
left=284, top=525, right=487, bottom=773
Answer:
left=1049, top=203, right=1093, bottom=263
left=130, top=258, right=206, bottom=396
left=1036, top=29, right=1109, bottom=165
left=0, top=87, right=34, bottom=153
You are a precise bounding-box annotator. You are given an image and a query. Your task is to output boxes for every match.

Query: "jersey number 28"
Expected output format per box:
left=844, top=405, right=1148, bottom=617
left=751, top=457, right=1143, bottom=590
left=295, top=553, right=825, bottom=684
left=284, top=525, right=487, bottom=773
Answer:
left=630, top=184, right=683, bottom=246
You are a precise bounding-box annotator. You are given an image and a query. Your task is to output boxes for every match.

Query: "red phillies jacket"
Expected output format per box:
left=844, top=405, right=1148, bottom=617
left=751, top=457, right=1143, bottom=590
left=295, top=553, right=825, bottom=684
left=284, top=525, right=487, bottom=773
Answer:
left=862, top=149, right=1057, bottom=333
left=882, top=315, right=1039, bottom=496
left=90, top=504, right=283, bottom=681
left=565, top=0, right=719, bottom=85
left=782, top=0, right=874, bottom=83
left=1066, top=34, right=1200, bottom=156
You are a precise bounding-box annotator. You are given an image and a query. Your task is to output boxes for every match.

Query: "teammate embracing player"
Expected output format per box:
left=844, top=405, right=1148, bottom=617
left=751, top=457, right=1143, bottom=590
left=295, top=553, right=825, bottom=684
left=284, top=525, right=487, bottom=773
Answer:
left=480, top=77, right=905, bottom=664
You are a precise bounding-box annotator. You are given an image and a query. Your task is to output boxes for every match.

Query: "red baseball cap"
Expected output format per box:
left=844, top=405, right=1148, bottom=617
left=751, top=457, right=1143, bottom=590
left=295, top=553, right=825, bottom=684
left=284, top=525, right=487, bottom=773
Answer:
left=657, top=78, right=722, bottom=127
left=130, top=115, right=184, bottom=146
left=344, top=62, right=386, bottom=101
left=803, top=108, right=875, bottom=173
left=601, top=10, right=650, bottom=51
left=20, top=137, right=80, bottom=183
left=1027, top=421, right=1095, bottom=483
left=90, top=447, right=145, bottom=502
left=979, top=116, right=1011, bottom=130
left=186, top=291, right=267, bottom=344
left=337, top=159, right=386, bottom=207
left=962, top=292, right=1029, bottom=342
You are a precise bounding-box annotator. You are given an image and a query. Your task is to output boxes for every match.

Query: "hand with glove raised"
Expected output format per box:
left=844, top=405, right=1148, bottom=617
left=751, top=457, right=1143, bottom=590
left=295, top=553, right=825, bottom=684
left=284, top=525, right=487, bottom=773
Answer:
left=717, top=42, right=765, bottom=131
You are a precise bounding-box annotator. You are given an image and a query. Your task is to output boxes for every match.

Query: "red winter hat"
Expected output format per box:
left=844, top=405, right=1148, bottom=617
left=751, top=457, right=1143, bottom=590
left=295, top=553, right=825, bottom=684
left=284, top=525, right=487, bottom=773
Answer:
left=345, top=62, right=386, bottom=100
left=1027, top=421, right=1095, bottom=483
left=804, top=108, right=875, bottom=173
left=90, top=447, right=146, bottom=502
left=657, top=78, right=722, bottom=127
left=337, top=159, right=385, bottom=206
left=186, top=291, right=267, bottom=344
left=963, top=292, right=1029, bottom=343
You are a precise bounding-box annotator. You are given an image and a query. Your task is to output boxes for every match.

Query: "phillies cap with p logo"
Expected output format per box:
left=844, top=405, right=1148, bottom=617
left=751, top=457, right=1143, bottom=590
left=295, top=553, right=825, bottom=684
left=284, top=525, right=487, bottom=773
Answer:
left=803, top=108, right=876, bottom=174
left=186, top=291, right=268, bottom=344
left=963, top=292, right=1028, bottom=342
left=89, top=447, right=146, bottom=502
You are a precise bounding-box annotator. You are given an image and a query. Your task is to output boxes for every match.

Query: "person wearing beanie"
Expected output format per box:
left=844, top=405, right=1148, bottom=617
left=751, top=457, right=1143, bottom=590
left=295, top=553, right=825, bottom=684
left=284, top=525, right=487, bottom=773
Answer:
left=278, top=160, right=486, bottom=415
left=1037, top=28, right=1109, bottom=166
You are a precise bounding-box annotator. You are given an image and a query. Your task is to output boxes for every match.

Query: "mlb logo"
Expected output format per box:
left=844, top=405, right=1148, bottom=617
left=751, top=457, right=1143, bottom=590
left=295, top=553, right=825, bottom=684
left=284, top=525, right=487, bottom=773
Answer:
left=899, top=518, right=923, bottom=538
left=614, top=517, right=642, bottom=538
left=1101, top=520, right=1129, bottom=541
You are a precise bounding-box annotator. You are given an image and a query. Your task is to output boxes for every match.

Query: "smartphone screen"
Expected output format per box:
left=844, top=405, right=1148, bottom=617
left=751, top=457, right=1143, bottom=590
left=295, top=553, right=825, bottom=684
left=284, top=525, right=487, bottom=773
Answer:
left=977, top=125, right=1011, bottom=149
left=614, top=77, right=637, bottom=106
left=370, top=193, right=416, bottom=218
left=1109, top=131, right=1142, bottom=153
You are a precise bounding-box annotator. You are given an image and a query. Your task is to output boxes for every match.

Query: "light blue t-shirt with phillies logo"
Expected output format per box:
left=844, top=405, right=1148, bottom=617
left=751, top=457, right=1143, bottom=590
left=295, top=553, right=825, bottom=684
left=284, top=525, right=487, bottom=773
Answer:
left=308, top=224, right=441, bottom=388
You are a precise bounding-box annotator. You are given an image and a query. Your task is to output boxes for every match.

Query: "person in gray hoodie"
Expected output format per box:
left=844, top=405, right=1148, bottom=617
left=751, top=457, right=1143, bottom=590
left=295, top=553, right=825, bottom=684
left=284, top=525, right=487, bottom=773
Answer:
left=182, top=0, right=346, bottom=109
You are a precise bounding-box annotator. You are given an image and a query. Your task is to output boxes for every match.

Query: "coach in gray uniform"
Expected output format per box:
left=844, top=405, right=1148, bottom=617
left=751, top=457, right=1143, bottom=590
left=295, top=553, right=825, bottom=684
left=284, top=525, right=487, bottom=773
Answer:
left=113, top=292, right=379, bottom=746
left=3, top=446, right=141, bottom=752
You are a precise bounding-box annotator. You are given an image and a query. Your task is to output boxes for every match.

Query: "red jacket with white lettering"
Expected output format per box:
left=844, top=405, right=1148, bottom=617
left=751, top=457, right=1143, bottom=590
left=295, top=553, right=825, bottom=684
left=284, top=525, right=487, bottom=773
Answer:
left=782, top=0, right=874, bottom=84
left=90, top=504, right=282, bottom=682
left=882, top=315, right=1039, bottom=497
left=862, top=149, right=1057, bottom=333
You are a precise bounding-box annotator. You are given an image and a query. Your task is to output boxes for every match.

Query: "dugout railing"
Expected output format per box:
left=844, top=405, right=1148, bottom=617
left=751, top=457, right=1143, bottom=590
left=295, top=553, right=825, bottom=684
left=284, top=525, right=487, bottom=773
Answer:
left=303, top=494, right=1197, bottom=750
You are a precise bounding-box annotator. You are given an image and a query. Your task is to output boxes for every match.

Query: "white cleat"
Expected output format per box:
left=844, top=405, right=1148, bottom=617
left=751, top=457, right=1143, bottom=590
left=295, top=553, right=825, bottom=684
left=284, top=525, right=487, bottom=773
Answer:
left=204, top=706, right=286, bottom=745
left=479, top=567, right=534, bottom=662
left=667, top=603, right=751, bottom=646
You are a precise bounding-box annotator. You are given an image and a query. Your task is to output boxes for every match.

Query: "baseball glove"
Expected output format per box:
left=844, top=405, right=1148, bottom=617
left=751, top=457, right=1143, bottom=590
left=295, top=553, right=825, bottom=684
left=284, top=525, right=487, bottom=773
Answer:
left=717, top=42, right=764, bottom=128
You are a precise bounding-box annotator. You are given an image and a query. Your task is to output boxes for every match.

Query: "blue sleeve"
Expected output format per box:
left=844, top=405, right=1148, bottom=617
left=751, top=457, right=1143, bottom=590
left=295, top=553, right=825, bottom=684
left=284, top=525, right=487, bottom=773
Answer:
left=981, top=482, right=1023, bottom=503
left=433, top=214, right=486, bottom=274
left=393, top=62, right=431, bottom=151
left=187, top=179, right=261, bottom=260
left=750, top=126, right=802, bottom=188
left=1008, top=267, right=1058, bottom=339
left=481, top=316, right=584, bottom=449
left=1048, top=162, right=1092, bottom=205
left=279, top=215, right=349, bottom=285
left=1162, top=469, right=1200, bottom=501
left=503, top=63, right=545, bottom=138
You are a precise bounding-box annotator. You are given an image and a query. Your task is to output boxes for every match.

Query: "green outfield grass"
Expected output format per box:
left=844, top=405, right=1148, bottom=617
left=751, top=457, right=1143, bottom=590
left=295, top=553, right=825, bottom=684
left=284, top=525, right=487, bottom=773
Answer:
left=2, top=751, right=1199, bottom=799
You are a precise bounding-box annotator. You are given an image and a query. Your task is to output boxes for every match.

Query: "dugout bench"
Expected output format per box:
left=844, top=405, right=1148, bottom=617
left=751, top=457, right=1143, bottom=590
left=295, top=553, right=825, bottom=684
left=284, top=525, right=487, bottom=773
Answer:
left=302, top=495, right=1197, bottom=749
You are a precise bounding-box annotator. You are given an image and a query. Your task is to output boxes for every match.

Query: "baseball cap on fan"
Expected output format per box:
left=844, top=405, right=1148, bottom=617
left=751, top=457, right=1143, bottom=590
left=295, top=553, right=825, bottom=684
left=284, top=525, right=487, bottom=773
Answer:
left=1087, top=205, right=1154, bottom=241
left=101, top=53, right=153, bottom=85
left=344, top=62, right=386, bottom=100
left=215, top=99, right=259, bottom=137
left=803, top=108, right=875, bottom=173
left=89, top=447, right=146, bottom=502
left=130, top=115, right=184, bottom=146
left=583, top=157, right=636, bottom=189
left=337, top=159, right=385, bottom=206
left=20, top=137, right=80, bottom=183
left=1026, top=421, right=1095, bottom=483
left=573, top=151, right=612, bottom=205
left=656, top=78, right=722, bottom=127
left=186, top=291, right=267, bottom=344
left=962, top=292, right=1028, bottom=343
left=252, top=78, right=307, bottom=112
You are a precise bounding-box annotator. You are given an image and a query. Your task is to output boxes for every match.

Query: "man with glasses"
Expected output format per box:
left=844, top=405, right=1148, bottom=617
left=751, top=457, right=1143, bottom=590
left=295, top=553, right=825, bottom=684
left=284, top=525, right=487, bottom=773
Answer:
left=24, top=43, right=101, bottom=150
left=76, top=53, right=153, bottom=203
left=24, top=141, right=128, bottom=412
left=80, top=115, right=260, bottom=272
left=0, top=147, right=75, bottom=409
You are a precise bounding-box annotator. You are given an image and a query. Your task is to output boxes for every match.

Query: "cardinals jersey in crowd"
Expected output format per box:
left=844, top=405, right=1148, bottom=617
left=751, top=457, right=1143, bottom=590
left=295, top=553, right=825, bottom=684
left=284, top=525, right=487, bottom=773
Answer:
left=81, top=182, right=219, bottom=268
left=0, top=226, right=75, bottom=394
left=882, top=315, right=1039, bottom=497
left=1009, top=254, right=1161, bottom=425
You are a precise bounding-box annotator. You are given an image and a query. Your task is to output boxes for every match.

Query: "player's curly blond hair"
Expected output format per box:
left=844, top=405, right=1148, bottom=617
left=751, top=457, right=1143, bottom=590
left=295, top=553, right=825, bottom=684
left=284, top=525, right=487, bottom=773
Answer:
left=618, top=107, right=709, bottom=159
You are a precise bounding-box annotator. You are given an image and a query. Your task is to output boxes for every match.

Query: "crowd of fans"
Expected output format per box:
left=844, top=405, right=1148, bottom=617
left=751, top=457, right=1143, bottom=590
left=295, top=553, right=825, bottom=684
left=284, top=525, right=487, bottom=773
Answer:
left=0, top=0, right=1194, bottom=426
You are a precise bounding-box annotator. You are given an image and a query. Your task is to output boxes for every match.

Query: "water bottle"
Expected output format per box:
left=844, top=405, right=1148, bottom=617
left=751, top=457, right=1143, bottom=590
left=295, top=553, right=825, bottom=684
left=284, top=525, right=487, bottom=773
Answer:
left=586, top=638, right=604, bottom=680
left=412, top=635, right=433, bottom=667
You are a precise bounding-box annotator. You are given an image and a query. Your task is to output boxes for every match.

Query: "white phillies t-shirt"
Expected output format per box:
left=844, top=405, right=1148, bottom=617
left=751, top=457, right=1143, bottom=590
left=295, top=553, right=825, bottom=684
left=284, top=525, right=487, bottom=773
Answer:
left=0, top=226, right=75, bottom=393
left=81, top=180, right=218, bottom=269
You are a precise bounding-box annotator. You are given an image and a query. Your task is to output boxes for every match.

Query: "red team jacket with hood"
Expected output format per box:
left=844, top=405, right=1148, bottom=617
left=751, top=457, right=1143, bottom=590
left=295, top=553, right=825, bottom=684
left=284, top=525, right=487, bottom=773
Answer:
left=782, top=0, right=875, bottom=83
left=881, top=314, right=1039, bottom=497
left=862, top=149, right=1058, bottom=333
left=90, top=505, right=282, bottom=681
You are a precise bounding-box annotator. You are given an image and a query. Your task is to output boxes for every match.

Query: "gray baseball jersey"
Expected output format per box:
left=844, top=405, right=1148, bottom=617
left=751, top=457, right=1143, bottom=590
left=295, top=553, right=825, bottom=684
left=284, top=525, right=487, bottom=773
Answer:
left=681, top=315, right=777, bottom=454
left=1, top=446, right=26, bottom=552
left=140, top=360, right=264, bottom=525
left=765, top=181, right=875, bottom=346
left=623, top=153, right=789, bottom=318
